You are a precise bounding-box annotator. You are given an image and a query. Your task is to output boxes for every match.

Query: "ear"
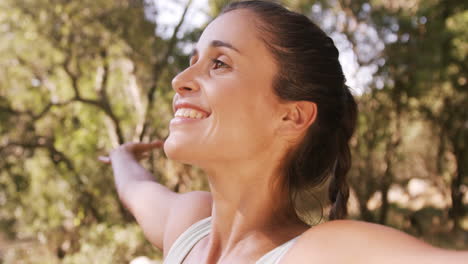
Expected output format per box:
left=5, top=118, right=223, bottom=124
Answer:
left=278, top=101, right=317, bottom=136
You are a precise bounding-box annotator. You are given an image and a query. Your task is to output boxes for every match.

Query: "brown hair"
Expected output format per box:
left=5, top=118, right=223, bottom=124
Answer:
left=221, top=1, right=357, bottom=220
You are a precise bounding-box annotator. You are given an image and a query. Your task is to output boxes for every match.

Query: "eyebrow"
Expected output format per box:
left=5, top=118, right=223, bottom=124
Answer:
left=190, top=40, right=241, bottom=58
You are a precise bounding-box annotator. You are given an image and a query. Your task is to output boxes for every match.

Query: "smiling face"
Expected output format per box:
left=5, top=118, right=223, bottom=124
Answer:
left=163, top=10, right=286, bottom=168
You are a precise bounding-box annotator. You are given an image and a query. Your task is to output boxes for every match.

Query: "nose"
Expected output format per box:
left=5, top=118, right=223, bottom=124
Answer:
left=171, top=67, right=200, bottom=96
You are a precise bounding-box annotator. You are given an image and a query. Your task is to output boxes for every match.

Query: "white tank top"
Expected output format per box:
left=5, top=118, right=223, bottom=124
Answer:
left=163, top=217, right=301, bottom=264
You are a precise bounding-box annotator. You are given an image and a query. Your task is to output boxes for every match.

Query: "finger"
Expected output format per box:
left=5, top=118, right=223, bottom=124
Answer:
left=150, top=139, right=164, bottom=146
left=133, top=140, right=164, bottom=152
left=137, top=152, right=151, bottom=160
left=98, top=156, right=111, bottom=164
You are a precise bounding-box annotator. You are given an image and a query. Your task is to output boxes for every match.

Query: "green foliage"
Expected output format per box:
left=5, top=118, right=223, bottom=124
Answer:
left=0, top=0, right=201, bottom=262
left=0, top=0, right=467, bottom=263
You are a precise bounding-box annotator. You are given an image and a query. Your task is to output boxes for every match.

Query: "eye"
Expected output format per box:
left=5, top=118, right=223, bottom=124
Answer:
left=212, top=59, right=229, bottom=70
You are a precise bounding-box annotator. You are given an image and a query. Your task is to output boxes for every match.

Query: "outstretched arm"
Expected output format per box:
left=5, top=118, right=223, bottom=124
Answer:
left=99, top=141, right=212, bottom=255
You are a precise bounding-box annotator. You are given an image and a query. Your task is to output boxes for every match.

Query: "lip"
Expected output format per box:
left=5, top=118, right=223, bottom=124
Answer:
left=170, top=116, right=208, bottom=126
left=173, top=102, right=211, bottom=117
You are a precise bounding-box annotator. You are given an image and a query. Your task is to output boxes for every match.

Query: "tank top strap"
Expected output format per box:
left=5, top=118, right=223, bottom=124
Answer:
left=163, top=216, right=301, bottom=264
left=255, top=235, right=301, bottom=264
left=163, top=216, right=212, bottom=264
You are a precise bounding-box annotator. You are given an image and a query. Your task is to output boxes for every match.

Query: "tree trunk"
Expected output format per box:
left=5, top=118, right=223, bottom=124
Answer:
left=450, top=141, right=466, bottom=231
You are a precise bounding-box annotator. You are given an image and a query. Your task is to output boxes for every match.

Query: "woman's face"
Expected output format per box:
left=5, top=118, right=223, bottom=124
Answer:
left=164, top=10, right=285, bottom=167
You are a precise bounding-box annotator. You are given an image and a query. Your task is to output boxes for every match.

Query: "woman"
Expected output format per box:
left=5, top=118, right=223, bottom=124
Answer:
left=99, top=1, right=467, bottom=263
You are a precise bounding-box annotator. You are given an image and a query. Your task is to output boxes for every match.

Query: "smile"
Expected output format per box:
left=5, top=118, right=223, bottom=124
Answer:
left=174, top=108, right=209, bottom=119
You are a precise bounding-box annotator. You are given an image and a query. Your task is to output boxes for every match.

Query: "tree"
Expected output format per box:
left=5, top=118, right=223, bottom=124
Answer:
left=0, top=0, right=205, bottom=262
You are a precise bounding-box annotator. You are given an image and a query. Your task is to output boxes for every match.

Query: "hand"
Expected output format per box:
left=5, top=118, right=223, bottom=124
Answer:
left=98, top=140, right=164, bottom=164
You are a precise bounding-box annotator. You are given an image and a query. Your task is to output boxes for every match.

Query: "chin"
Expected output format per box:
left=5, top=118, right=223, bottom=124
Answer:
left=163, top=136, right=184, bottom=161
left=163, top=135, right=200, bottom=165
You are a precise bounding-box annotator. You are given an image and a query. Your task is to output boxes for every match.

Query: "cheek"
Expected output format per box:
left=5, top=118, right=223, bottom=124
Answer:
left=210, top=73, right=272, bottom=115
left=209, top=89, right=278, bottom=153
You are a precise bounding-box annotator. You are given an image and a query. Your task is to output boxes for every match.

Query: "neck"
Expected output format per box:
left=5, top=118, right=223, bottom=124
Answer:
left=199, top=151, right=307, bottom=262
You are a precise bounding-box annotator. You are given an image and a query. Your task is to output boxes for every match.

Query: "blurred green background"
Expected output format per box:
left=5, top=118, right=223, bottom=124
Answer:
left=0, top=0, right=466, bottom=263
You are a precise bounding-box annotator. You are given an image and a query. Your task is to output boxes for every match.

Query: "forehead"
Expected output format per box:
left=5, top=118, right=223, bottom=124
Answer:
left=196, top=10, right=268, bottom=56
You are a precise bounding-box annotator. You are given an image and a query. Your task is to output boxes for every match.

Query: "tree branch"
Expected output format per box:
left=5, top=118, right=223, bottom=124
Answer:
left=139, top=0, right=193, bottom=141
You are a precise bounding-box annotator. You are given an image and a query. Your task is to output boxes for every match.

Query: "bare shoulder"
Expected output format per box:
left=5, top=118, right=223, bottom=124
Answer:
left=281, top=219, right=468, bottom=264
left=163, top=191, right=212, bottom=257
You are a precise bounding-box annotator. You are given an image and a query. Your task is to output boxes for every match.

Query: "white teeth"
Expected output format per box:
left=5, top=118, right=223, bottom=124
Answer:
left=189, top=109, right=197, bottom=118
left=174, top=108, right=207, bottom=119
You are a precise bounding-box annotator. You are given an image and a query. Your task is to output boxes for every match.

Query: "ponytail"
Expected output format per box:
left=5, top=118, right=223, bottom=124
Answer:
left=328, top=88, right=357, bottom=220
